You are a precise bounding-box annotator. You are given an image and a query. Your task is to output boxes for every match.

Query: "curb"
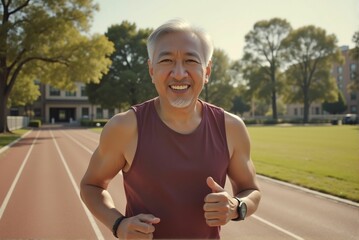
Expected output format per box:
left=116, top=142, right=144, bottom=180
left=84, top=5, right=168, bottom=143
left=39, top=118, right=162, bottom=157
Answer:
left=258, top=175, right=359, bottom=208
left=0, top=130, right=33, bottom=155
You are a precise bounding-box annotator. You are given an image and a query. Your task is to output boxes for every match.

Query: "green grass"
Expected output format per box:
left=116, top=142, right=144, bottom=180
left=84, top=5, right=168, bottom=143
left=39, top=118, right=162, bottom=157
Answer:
left=90, top=127, right=103, bottom=133
left=1, top=126, right=358, bottom=202
left=0, top=129, right=30, bottom=148
left=248, top=125, right=359, bottom=202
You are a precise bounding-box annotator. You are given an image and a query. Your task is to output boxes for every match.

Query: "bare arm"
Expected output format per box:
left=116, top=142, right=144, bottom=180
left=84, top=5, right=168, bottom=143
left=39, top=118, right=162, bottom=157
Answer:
left=225, top=112, right=261, bottom=216
left=80, top=110, right=160, bottom=238
left=204, top=112, right=261, bottom=226
left=80, top=111, right=133, bottom=230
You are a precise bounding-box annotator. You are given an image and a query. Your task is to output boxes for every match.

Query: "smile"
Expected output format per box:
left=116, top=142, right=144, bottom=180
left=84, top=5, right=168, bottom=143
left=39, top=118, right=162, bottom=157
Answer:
left=170, top=85, right=190, bottom=90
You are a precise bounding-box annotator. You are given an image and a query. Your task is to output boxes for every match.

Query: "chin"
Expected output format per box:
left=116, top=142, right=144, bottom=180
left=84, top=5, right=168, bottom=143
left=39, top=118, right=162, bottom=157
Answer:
left=170, top=98, right=193, bottom=108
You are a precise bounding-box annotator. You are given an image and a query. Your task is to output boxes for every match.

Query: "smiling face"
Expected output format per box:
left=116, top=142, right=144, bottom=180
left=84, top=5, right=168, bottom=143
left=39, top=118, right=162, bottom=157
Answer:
left=148, top=31, right=211, bottom=109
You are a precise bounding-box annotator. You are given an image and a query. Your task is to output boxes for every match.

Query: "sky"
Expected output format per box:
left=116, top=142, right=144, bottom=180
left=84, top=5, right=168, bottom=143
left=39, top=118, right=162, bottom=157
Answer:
left=91, top=0, right=359, bottom=60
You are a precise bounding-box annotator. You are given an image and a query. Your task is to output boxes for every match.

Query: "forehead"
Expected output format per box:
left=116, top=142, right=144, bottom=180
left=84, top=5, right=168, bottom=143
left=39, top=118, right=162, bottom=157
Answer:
left=153, top=31, right=204, bottom=60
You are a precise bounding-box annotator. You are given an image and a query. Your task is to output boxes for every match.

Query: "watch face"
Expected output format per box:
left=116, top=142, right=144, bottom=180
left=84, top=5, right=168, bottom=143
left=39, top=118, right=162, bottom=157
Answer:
left=240, top=202, right=247, bottom=219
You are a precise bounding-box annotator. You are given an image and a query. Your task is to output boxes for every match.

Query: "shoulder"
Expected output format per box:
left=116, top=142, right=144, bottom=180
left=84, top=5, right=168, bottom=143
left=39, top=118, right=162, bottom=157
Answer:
left=224, top=111, right=247, bottom=131
left=99, top=109, right=137, bottom=151
left=223, top=111, right=251, bottom=157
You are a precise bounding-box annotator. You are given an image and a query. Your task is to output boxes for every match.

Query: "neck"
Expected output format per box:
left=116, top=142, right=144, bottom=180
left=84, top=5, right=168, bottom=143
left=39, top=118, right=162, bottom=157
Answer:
left=154, top=97, right=203, bottom=134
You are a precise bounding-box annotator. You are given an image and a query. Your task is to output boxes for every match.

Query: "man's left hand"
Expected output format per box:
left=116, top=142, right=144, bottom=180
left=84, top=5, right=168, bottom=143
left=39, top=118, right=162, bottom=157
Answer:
left=203, top=177, right=238, bottom=226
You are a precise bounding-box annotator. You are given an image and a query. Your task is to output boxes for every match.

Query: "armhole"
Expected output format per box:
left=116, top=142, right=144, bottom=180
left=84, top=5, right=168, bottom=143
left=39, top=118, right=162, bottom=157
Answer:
left=123, top=107, right=140, bottom=174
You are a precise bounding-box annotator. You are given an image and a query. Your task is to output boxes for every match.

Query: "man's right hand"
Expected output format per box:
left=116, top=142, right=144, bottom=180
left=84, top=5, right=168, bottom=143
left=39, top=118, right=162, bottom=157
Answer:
left=116, top=214, right=160, bottom=239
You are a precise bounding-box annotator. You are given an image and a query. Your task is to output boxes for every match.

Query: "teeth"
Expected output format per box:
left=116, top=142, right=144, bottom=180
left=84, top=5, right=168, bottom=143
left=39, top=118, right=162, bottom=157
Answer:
left=171, top=85, right=188, bottom=90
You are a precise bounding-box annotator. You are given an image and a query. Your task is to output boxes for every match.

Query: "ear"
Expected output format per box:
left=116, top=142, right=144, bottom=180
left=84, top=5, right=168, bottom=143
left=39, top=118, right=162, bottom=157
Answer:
left=148, top=59, right=154, bottom=83
left=205, top=60, right=212, bottom=84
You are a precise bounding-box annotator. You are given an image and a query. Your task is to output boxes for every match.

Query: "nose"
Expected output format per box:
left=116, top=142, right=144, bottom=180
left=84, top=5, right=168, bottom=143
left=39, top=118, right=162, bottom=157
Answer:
left=170, top=62, right=188, bottom=80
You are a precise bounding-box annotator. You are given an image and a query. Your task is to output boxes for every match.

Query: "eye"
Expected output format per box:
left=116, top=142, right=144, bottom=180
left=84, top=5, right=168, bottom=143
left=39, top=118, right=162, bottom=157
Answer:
left=186, top=59, right=200, bottom=64
left=158, top=59, right=173, bottom=64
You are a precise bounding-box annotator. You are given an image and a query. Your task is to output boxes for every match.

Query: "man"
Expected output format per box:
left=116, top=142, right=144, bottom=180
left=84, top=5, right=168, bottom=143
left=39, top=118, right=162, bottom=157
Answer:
left=80, top=19, right=261, bottom=239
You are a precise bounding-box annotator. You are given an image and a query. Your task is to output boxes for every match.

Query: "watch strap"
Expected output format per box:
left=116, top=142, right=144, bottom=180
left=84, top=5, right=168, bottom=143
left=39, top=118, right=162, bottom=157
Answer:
left=232, top=197, right=246, bottom=221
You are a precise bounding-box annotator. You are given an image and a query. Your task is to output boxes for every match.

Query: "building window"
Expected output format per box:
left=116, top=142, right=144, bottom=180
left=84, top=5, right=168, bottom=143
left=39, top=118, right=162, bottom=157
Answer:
left=108, top=108, right=115, bottom=118
left=65, top=91, right=76, bottom=97
left=294, top=108, right=298, bottom=116
left=337, top=75, right=343, bottom=82
left=338, top=83, right=343, bottom=90
left=81, top=86, right=87, bottom=97
left=350, top=63, right=357, bottom=72
left=350, top=105, right=357, bottom=114
left=337, top=66, right=343, bottom=74
left=49, top=86, right=60, bottom=96
left=34, top=108, right=41, bottom=117
left=350, top=72, right=357, bottom=80
left=82, top=107, right=89, bottom=119
left=96, top=108, right=103, bottom=119
left=351, top=93, right=357, bottom=101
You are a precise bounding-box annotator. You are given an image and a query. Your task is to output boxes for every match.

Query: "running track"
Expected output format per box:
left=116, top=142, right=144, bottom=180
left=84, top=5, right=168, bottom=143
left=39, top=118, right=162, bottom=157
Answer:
left=0, top=126, right=358, bottom=239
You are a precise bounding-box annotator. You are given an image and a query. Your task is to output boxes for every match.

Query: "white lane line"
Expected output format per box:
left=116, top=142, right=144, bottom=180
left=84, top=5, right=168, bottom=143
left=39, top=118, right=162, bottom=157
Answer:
left=50, top=130, right=104, bottom=240
left=61, top=130, right=94, bottom=154
left=62, top=130, right=123, bottom=177
left=0, top=130, right=39, bottom=220
left=76, top=130, right=99, bottom=144
left=257, top=175, right=359, bottom=207
left=252, top=215, right=305, bottom=240
left=65, top=129, right=304, bottom=240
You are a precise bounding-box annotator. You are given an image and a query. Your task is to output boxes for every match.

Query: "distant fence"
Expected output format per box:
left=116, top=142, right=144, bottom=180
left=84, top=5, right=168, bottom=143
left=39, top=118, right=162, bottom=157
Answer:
left=7, top=116, right=29, bottom=131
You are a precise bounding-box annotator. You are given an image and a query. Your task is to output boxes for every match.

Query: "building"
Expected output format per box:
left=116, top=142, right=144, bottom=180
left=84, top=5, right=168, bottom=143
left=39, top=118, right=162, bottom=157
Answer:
left=31, top=82, right=118, bottom=124
left=332, top=46, right=358, bottom=114
left=286, top=46, right=359, bottom=119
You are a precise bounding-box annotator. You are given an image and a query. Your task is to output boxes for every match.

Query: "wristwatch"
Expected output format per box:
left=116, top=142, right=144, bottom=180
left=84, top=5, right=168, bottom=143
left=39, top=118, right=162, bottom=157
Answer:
left=232, top=197, right=247, bottom=221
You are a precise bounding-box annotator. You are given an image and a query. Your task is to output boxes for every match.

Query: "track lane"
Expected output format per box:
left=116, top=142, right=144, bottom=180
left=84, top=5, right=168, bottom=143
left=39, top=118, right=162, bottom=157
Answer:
left=0, top=130, right=98, bottom=238
left=0, top=130, right=37, bottom=207
left=0, top=126, right=358, bottom=239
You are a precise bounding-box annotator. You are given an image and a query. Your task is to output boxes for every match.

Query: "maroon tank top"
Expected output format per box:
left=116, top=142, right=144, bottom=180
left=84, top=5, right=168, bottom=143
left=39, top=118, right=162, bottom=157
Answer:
left=123, top=99, right=230, bottom=239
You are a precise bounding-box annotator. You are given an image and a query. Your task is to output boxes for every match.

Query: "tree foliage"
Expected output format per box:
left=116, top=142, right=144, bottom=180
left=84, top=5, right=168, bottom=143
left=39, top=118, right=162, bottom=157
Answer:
left=8, top=77, right=40, bottom=107
left=242, top=18, right=292, bottom=120
left=0, top=0, right=114, bottom=132
left=201, top=49, right=235, bottom=110
left=322, top=91, right=347, bottom=114
left=282, top=25, right=343, bottom=122
left=86, top=21, right=156, bottom=109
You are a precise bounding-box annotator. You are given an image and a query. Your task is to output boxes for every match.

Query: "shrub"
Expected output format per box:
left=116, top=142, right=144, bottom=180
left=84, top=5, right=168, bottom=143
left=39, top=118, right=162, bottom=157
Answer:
left=28, top=120, right=41, bottom=128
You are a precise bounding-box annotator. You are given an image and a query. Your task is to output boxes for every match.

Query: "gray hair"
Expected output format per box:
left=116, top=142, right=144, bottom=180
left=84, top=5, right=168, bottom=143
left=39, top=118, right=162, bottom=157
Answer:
left=147, top=19, right=214, bottom=65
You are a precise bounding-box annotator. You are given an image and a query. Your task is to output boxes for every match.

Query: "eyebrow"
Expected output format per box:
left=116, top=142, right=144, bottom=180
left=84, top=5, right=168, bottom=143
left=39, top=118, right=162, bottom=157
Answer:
left=157, top=51, right=201, bottom=60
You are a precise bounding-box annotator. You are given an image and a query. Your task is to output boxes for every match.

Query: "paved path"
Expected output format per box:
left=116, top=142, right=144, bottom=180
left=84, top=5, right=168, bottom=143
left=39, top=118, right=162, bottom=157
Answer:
left=0, top=127, right=358, bottom=239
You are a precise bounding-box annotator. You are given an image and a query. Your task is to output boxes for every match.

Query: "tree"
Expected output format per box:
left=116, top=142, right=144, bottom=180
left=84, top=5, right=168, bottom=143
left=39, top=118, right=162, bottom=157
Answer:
left=231, top=95, right=250, bottom=115
left=0, top=0, right=114, bottom=133
left=322, top=91, right=347, bottom=114
left=8, top=77, right=40, bottom=108
left=348, top=31, right=359, bottom=91
left=282, top=25, right=343, bottom=123
left=242, top=18, right=292, bottom=120
left=201, top=48, right=235, bottom=110
left=86, top=21, right=156, bottom=109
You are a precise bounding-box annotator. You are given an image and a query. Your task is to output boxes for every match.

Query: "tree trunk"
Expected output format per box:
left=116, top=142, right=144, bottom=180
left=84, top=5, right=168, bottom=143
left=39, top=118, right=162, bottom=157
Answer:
left=271, top=88, right=278, bottom=120
left=270, top=67, right=278, bottom=121
left=0, top=87, right=10, bottom=133
left=303, top=90, right=310, bottom=123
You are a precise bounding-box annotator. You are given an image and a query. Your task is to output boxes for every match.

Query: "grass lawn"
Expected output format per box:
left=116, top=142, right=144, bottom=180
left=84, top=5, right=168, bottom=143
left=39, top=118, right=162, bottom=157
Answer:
left=0, top=129, right=30, bottom=148
left=247, top=125, right=359, bottom=202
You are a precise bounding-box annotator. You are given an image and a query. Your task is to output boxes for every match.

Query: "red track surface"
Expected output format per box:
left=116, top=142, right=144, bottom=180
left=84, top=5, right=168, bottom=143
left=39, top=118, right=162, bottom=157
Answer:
left=0, top=126, right=358, bottom=239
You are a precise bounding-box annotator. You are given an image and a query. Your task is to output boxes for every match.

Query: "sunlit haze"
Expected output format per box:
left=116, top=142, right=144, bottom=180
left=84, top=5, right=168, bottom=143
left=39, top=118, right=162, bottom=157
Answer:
left=92, top=0, right=359, bottom=60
